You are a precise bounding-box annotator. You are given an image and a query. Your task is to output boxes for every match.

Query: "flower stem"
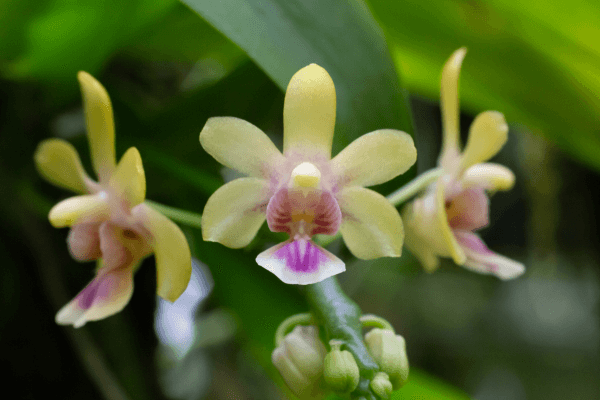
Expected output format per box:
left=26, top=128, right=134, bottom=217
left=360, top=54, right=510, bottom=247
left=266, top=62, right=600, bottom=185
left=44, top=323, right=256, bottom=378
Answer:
left=144, top=200, right=203, bottom=230
left=304, top=277, right=382, bottom=400
left=274, top=312, right=315, bottom=347
left=387, top=168, right=443, bottom=206
left=360, top=314, right=394, bottom=332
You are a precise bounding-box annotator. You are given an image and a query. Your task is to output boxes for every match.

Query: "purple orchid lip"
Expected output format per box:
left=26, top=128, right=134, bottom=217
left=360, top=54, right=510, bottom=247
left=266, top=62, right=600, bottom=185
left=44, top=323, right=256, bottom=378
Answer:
left=274, top=239, right=329, bottom=273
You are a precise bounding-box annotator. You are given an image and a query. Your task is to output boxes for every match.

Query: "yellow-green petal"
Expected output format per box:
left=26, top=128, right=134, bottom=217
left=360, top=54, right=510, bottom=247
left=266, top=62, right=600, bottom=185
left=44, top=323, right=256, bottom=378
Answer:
left=108, top=147, right=146, bottom=207
left=401, top=182, right=466, bottom=268
left=440, top=47, right=466, bottom=164
left=462, top=163, right=515, bottom=191
left=78, top=71, right=116, bottom=182
left=132, top=204, right=192, bottom=302
left=34, top=138, right=92, bottom=193
left=49, top=193, right=110, bottom=228
left=401, top=213, right=441, bottom=273
left=331, top=129, right=416, bottom=188
left=460, top=111, right=509, bottom=171
left=283, top=64, right=336, bottom=158
left=200, top=117, right=284, bottom=178
left=433, top=182, right=466, bottom=265
left=202, top=177, right=269, bottom=248
left=338, top=186, right=403, bottom=259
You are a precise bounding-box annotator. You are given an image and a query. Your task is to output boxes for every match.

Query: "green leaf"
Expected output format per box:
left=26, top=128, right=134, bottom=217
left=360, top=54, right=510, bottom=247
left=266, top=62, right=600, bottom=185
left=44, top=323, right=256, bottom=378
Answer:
left=4, top=0, right=177, bottom=81
left=366, top=0, right=600, bottom=172
left=325, top=369, right=470, bottom=400
left=392, top=369, right=471, bottom=399
left=179, top=0, right=413, bottom=156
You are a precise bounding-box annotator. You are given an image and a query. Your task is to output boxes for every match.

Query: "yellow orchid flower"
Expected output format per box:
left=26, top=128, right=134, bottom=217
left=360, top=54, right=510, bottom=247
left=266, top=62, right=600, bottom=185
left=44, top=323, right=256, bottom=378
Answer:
left=200, top=64, right=417, bottom=285
left=34, top=72, right=192, bottom=327
left=402, top=48, right=524, bottom=280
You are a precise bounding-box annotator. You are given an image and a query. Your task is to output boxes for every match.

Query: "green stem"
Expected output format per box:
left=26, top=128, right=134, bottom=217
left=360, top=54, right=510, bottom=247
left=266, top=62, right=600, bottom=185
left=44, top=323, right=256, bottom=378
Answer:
left=305, top=277, right=381, bottom=400
left=360, top=315, right=394, bottom=332
left=387, top=168, right=443, bottom=206
left=144, top=200, right=203, bottom=230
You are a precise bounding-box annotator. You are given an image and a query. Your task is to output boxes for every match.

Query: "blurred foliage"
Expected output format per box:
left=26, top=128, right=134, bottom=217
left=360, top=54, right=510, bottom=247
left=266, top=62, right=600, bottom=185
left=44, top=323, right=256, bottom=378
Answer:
left=0, top=0, right=599, bottom=400
left=366, top=0, right=600, bottom=172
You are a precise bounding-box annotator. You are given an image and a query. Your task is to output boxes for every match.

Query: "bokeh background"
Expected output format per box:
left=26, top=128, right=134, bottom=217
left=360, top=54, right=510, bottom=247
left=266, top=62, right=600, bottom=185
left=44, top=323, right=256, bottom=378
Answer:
left=1, top=0, right=599, bottom=399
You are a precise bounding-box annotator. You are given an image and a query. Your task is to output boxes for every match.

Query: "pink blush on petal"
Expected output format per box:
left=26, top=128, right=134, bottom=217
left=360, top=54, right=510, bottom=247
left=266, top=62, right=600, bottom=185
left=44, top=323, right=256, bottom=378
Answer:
left=68, top=223, right=102, bottom=261
left=453, top=230, right=495, bottom=255
left=446, top=187, right=489, bottom=231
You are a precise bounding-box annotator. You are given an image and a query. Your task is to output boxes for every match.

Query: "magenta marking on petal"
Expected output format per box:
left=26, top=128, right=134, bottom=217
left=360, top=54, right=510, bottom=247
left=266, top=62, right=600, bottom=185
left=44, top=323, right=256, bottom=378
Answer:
left=454, top=230, right=495, bottom=255
left=75, top=271, right=128, bottom=311
left=446, top=187, right=489, bottom=231
left=76, top=277, right=102, bottom=310
left=274, top=239, right=328, bottom=273
left=266, top=188, right=341, bottom=236
left=310, top=191, right=341, bottom=236
left=266, top=188, right=293, bottom=234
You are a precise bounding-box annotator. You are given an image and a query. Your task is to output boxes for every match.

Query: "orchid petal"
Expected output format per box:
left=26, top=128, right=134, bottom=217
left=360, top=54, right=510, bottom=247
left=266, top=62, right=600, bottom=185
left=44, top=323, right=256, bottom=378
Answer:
left=331, top=129, right=416, bottom=187
left=201, top=177, right=269, bottom=248
left=463, top=163, right=515, bottom=191
left=283, top=64, right=336, bottom=158
left=132, top=204, right=192, bottom=302
left=200, top=117, right=285, bottom=179
left=98, top=222, right=136, bottom=272
left=454, top=231, right=525, bottom=280
left=439, top=47, right=466, bottom=167
left=67, top=223, right=102, bottom=261
left=402, top=225, right=440, bottom=272
left=256, top=238, right=345, bottom=285
left=108, top=147, right=146, bottom=207
left=34, top=139, right=93, bottom=194
left=266, top=188, right=341, bottom=236
left=78, top=71, right=116, bottom=182
left=459, top=111, right=508, bottom=170
left=56, top=267, right=134, bottom=328
left=49, top=192, right=109, bottom=228
left=401, top=182, right=466, bottom=265
left=338, top=186, right=403, bottom=259
left=446, top=187, right=489, bottom=231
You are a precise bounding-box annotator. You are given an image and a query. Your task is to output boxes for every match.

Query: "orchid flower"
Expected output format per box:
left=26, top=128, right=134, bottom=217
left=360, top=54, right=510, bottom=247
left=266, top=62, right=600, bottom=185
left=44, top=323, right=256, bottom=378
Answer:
left=200, top=64, right=416, bottom=285
left=34, top=72, right=192, bottom=327
left=402, top=48, right=524, bottom=280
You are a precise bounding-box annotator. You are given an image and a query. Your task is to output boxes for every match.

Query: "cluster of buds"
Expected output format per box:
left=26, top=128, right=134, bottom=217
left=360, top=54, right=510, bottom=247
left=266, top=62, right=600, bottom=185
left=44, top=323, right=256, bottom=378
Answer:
left=272, top=317, right=409, bottom=399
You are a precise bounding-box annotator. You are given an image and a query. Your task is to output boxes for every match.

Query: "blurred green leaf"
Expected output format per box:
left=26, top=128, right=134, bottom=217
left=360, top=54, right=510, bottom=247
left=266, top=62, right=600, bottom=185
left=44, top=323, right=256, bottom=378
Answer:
left=179, top=0, right=413, bottom=156
left=3, top=0, right=176, bottom=81
left=366, top=0, right=600, bottom=171
left=325, top=369, right=470, bottom=400
left=393, top=369, right=471, bottom=399
left=122, top=2, right=244, bottom=68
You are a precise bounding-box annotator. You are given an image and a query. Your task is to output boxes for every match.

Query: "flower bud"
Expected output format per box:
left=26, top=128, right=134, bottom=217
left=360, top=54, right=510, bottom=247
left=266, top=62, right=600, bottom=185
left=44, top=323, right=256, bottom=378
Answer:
left=323, top=341, right=360, bottom=393
left=364, top=328, right=409, bottom=389
left=272, top=325, right=327, bottom=399
left=370, top=372, right=393, bottom=399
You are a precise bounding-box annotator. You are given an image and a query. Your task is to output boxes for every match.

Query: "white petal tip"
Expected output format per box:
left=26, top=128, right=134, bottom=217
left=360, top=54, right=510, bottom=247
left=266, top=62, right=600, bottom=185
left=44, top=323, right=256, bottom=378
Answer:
left=256, top=240, right=345, bottom=285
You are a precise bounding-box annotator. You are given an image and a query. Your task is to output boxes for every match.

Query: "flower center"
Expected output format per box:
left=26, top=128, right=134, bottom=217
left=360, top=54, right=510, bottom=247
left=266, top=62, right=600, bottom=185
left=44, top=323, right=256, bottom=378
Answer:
left=291, top=162, right=321, bottom=188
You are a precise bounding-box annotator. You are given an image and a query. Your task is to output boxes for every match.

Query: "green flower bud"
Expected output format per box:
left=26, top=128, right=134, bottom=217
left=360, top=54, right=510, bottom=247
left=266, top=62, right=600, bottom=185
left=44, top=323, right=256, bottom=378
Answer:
left=272, top=325, right=327, bottom=399
left=364, top=328, right=409, bottom=390
left=370, top=372, right=393, bottom=399
left=323, top=341, right=360, bottom=393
